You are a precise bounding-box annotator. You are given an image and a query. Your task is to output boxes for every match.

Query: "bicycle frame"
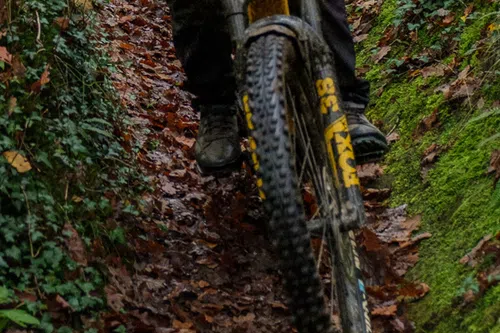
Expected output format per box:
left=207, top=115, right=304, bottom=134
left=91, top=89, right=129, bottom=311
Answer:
left=222, top=0, right=321, bottom=43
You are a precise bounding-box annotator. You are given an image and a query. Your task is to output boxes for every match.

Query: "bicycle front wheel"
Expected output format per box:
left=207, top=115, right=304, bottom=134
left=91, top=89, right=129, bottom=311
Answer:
left=243, top=33, right=371, bottom=333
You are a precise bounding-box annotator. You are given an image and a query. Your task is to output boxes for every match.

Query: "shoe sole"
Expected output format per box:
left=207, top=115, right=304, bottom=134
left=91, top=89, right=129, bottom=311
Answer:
left=352, top=136, right=389, bottom=165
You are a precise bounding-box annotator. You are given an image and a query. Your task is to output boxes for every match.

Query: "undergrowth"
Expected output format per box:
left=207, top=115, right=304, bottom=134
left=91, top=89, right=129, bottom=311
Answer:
left=0, top=0, right=145, bottom=331
left=352, top=0, right=500, bottom=331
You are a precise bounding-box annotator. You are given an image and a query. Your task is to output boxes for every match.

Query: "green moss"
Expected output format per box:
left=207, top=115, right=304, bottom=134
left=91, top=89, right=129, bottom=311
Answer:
left=355, top=0, right=398, bottom=66
left=401, top=111, right=500, bottom=330
left=350, top=0, right=500, bottom=330
left=459, top=9, right=497, bottom=58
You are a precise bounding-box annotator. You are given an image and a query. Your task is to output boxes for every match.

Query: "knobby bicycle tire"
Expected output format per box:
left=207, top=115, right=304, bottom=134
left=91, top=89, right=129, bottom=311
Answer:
left=243, top=33, right=371, bottom=333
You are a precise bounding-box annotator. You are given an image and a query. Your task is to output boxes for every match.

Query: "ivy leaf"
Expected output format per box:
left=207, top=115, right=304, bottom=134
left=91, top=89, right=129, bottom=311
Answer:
left=0, top=309, right=40, bottom=327
left=0, top=286, right=10, bottom=304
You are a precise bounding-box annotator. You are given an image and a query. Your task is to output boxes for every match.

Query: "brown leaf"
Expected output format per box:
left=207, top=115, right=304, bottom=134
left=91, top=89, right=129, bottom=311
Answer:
left=361, top=228, right=384, bottom=252
left=373, top=46, right=391, bottom=63
left=175, top=136, right=195, bottom=149
left=414, top=109, right=440, bottom=137
left=0, top=46, right=12, bottom=64
left=56, top=295, right=72, bottom=309
left=487, top=150, right=500, bottom=186
left=3, top=151, right=32, bottom=173
left=119, top=15, right=134, bottom=24
left=357, top=163, right=384, bottom=183
left=458, top=65, right=471, bottom=81
left=30, top=65, right=51, bottom=92
left=371, top=304, right=397, bottom=317
left=354, top=34, right=369, bottom=43
left=420, top=64, right=447, bottom=78
left=173, top=320, right=193, bottom=329
left=460, top=234, right=493, bottom=267
left=422, top=143, right=440, bottom=166
left=63, top=223, right=88, bottom=266
left=119, top=43, right=134, bottom=51
left=54, top=17, right=70, bottom=30
left=8, top=97, right=16, bottom=116
left=386, top=132, right=400, bottom=144
left=442, top=13, right=455, bottom=26
left=11, top=55, right=26, bottom=77
left=72, top=0, right=93, bottom=11
left=233, top=313, right=256, bottom=323
left=198, top=280, right=210, bottom=288
left=462, top=5, right=474, bottom=21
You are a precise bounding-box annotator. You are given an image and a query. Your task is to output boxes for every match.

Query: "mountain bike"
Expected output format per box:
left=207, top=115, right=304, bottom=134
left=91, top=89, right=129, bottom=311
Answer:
left=221, top=0, right=372, bottom=332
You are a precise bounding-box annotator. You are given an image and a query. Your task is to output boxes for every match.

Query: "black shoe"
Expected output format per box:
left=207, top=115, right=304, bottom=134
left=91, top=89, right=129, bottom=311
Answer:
left=344, top=102, right=389, bottom=164
left=195, top=105, right=241, bottom=174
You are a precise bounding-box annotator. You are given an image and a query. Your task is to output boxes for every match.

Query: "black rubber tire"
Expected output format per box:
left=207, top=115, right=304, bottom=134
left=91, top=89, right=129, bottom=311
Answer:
left=245, top=34, right=371, bottom=333
left=245, top=34, right=335, bottom=333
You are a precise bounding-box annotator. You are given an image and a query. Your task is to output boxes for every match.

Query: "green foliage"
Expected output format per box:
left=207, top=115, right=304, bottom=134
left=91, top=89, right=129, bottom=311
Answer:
left=352, top=0, right=500, bottom=331
left=0, top=0, right=145, bottom=330
left=0, top=309, right=40, bottom=329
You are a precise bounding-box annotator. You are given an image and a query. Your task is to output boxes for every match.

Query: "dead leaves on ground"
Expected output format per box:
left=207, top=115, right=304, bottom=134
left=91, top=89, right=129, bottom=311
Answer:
left=359, top=168, right=431, bottom=332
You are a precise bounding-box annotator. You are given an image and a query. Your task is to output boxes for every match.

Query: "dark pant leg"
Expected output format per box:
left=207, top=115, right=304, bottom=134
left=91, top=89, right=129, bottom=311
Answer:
left=320, top=0, right=370, bottom=106
left=170, top=0, right=235, bottom=105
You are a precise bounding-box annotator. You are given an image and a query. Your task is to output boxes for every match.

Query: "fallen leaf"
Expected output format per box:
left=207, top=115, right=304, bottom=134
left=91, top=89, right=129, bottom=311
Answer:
left=198, top=280, right=210, bottom=288
left=31, top=65, right=51, bottom=92
left=414, top=109, right=440, bottom=137
left=373, top=46, right=391, bottom=63
left=420, top=64, right=447, bottom=78
left=119, top=43, right=135, bottom=51
left=460, top=234, right=493, bottom=267
left=3, top=151, right=32, bottom=173
left=458, top=65, right=471, bottom=81
left=371, top=304, right=397, bottom=317
left=386, top=132, right=400, bottom=144
left=0, top=46, right=12, bottom=64
left=487, top=150, right=500, bottom=186
left=270, top=301, right=287, bottom=310
left=119, top=15, right=134, bottom=24
left=361, top=228, right=384, bottom=252
left=354, top=34, right=369, bottom=43
left=8, top=97, right=16, bottom=116
left=173, top=320, right=193, bottom=329
left=461, top=5, right=474, bottom=22
left=63, top=223, right=88, bottom=266
left=72, top=0, right=93, bottom=11
left=11, top=56, right=26, bottom=77
left=54, top=17, right=70, bottom=30
left=56, top=295, right=72, bottom=309
left=175, top=136, right=195, bottom=149
left=357, top=163, right=384, bottom=183
left=442, top=13, right=455, bottom=26
left=233, top=313, right=256, bottom=323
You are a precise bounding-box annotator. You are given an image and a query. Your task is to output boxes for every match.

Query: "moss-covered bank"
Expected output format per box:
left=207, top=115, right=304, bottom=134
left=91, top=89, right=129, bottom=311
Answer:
left=350, top=0, right=500, bottom=331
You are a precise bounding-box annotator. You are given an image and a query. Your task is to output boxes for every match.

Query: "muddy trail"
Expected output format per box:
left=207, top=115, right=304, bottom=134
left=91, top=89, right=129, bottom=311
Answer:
left=98, top=1, right=431, bottom=332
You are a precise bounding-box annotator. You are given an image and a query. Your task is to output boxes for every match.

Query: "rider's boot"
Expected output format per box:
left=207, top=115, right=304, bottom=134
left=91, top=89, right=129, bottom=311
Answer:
left=344, top=102, right=389, bottom=164
left=194, top=103, right=241, bottom=174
